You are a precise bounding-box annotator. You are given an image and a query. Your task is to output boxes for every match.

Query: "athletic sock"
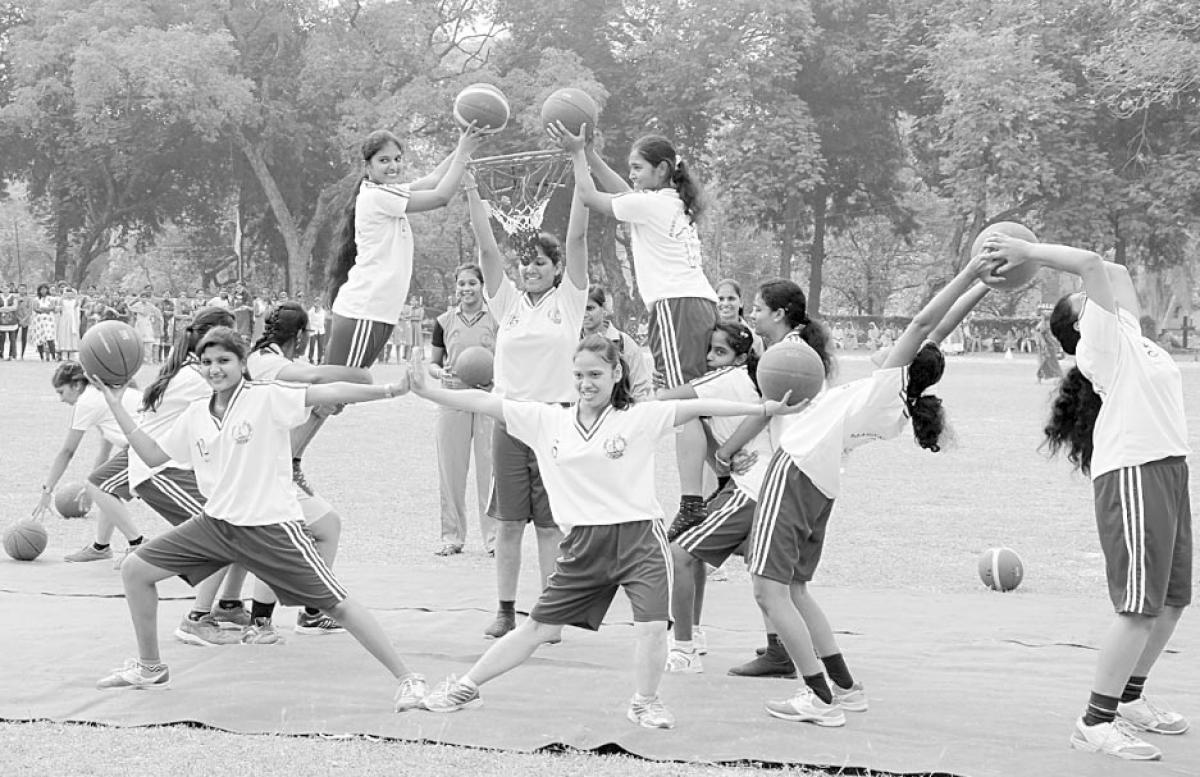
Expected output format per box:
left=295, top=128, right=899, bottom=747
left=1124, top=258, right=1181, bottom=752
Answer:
left=498, top=600, right=515, bottom=615
left=128, top=536, right=144, bottom=547
left=92, top=542, right=110, bottom=552
left=679, top=494, right=704, bottom=512
left=250, top=600, right=276, bottom=622
left=1121, top=676, right=1147, bottom=704
left=803, top=673, right=833, bottom=705
left=187, top=609, right=209, bottom=622
left=303, top=606, right=320, bottom=617
left=821, top=653, right=854, bottom=689
left=674, top=640, right=694, bottom=653
left=217, top=599, right=243, bottom=611
left=765, top=633, right=789, bottom=660
left=1083, top=692, right=1120, bottom=726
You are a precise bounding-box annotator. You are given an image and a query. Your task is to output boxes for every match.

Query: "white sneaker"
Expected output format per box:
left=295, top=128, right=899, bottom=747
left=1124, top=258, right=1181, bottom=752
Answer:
left=1118, top=696, right=1189, bottom=735
left=693, top=628, right=708, bottom=656
left=393, top=673, right=428, bottom=712
left=1069, top=718, right=1162, bottom=760
left=627, top=695, right=675, bottom=729
left=665, top=648, right=703, bottom=674
left=764, top=686, right=846, bottom=727
left=832, top=681, right=868, bottom=713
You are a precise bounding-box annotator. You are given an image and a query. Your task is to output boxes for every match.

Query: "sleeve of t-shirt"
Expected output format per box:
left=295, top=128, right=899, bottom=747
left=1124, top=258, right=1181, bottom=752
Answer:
left=845, top=367, right=906, bottom=439
left=639, top=399, right=680, bottom=438
left=1076, top=301, right=1122, bottom=386
left=361, top=182, right=411, bottom=218
left=70, top=390, right=105, bottom=433
left=484, top=274, right=517, bottom=318
left=431, top=319, right=446, bottom=350
left=501, top=399, right=551, bottom=450
left=268, top=383, right=310, bottom=429
left=557, top=271, right=589, bottom=325
left=157, top=406, right=195, bottom=466
left=691, top=367, right=735, bottom=400
left=610, top=190, right=666, bottom=226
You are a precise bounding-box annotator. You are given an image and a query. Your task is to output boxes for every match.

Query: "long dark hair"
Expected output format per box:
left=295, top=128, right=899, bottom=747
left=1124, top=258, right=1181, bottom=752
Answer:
left=576, top=333, right=635, bottom=410
left=715, top=321, right=760, bottom=394
left=905, top=341, right=947, bottom=452
left=632, top=135, right=704, bottom=225
left=1049, top=293, right=1080, bottom=355
left=252, top=301, right=308, bottom=353
left=328, top=130, right=405, bottom=306
left=143, top=307, right=235, bottom=411
left=196, top=326, right=249, bottom=362
left=758, top=279, right=835, bottom=379
left=52, top=361, right=87, bottom=389
left=1043, top=366, right=1102, bottom=474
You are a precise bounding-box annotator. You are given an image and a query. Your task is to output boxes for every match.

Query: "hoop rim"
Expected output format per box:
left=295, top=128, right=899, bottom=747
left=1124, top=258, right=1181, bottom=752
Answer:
left=469, top=148, right=567, bottom=169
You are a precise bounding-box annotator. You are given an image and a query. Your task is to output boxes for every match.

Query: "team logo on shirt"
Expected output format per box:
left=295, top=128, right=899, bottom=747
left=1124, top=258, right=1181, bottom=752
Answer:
left=548, top=305, right=562, bottom=325
left=603, top=434, right=627, bottom=459
left=505, top=312, right=521, bottom=329
left=195, top=439, right=211, bottom=462
left=232, top=421, right=253, bottom=444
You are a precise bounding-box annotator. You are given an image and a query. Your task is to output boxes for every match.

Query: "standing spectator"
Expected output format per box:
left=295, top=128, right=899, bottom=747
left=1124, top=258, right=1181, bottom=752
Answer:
left=0, top=282, right=18, bottom=359
left=306, top=296, right=328, bottom=363
left=56, top=287, right=83, bottom=361
left=32, top=283, right=58, bottom=361
left=158, top=292, right=176, bottom=362
left=1035, top=316, right=1064, bottom=383
left=231, top=284, right=254, bottom=345
left=129, top=286, right=162, bottom=365
left=251, top=290, right=269, bottom=342
left=16, top=283, right=34, bottom=359
left=409, top=296, right=426, bottom=356
left=394, top=297, right=415, bottom=362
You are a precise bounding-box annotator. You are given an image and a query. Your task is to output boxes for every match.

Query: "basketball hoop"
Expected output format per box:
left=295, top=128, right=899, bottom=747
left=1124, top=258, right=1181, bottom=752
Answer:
left=469, top=149, right=570, bottom=240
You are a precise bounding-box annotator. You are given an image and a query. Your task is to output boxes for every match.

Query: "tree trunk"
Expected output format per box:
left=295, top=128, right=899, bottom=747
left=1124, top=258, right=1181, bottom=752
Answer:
left=237, top=133, right=308, bottom=295
left=53, top=213, right=70, bottom=282
left=808, top=187, right=827, bottom=316
left=777, top=193, right=800, bottom=279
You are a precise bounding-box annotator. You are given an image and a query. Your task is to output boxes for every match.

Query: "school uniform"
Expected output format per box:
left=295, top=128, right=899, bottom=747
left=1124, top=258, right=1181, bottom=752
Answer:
left=485, top=275, right=586, bottom=527
left=327, top=180, right=413, bottom=367
left=1076, top=302, right=1191, bottom=615
left=503, top=399, right=678, bottom=630
left=610, top=189, right=717, bottom=388
left=134, top=381, right=347, bottom=610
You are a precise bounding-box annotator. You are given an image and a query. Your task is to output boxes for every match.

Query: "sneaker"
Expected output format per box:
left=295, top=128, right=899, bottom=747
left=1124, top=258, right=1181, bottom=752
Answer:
left=211, top=603, right=251, bottom=630
left=97, top=659, right=170, bottom=690
left=627, top=695, right=676, bottom=729
left=1118, top=696, right=1190, bottom=735
left=484, top=611, right=516, bottom=640
left=113, top=546, right=137, bottom=570
left=434, top=543, right=463, bottom=557
left=693, top=628, right=709, bottom=656
left=65, top=544, right=112, bottom=563
left=728, top=651, right=797, bottom=679
left=241, top=617, right=282, bottom=645
left=1070, top=717, right=1162, bottom=760
left=666, top=506, right=707, bottom=542
left=292, top=460, right=314, bottom=497
left=665, top=648, right=703, bottom=674
left=295, top=610, right=346, bottom=635
left=394, top=673, right=429, bottom=712
left=173, top=614, right=243, bottom=647
left=421, top=675, right=482, bottom=713
left=832, top=681, right=869, bottom=713
left=765, top=686, right=846, bottom=727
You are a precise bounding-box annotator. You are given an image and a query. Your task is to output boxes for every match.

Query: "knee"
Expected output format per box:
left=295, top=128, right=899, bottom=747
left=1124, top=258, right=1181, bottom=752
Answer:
left=311, top=512, right=342, bottom=543
left=672, top=546, right=698, bottom=571
left=496, top=521, right=524, bottom=541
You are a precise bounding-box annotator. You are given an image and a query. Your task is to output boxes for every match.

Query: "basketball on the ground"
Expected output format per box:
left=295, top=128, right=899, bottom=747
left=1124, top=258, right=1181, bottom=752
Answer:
left=79, top=320, right=143, bottom=386
left=453, top=346, right=494, bottom=389
left=4, top=520, right=48, bottom=561
left=55, top=481, right=92, bottom=518
left=978, top=547, right=1023, bottom=592
left=973, top=222, right=1040, bottom=292
left=540, top=87, right=599, bottom=137
left=756, top=340, right=825, bottom=406
left=453, top=83, right=509, bottom=133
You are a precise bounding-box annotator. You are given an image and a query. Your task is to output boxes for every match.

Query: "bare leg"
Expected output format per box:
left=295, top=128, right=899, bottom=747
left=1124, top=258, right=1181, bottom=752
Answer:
left=1132, top=606, right=1184, bottom=676
left=326, top=598, right=411, bottom=679
left=1093, top=613, right=1157, bottom=696
left=670, top=545, right=701, bottom=641
left=494, top=521, right=525, bottom=601
left=791, top=581, right=840, bottom=657
left=633, top=620, right=669, bottom=697
left=120, top=555, right=177, bottom=662
left=86, top=485, right=141, bottom=543
left=534, top=524, right=564, bottom=592
left=752, top=575, right=823, bottom=677
left=190, top=567, right=231, bottom=613
left=465, top=619, right=562, bottom=686
left=675, top=420, right=707, bottom=496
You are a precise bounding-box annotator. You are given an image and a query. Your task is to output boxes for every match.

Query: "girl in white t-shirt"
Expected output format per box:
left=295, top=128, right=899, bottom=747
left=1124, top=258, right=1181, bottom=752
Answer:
left=745, top=256, right=993, bottom=728
left=34, top=362, right=143, bottom=563
left=581, top=284, right=652, bottom=400
left=554, top=124, right=720, bottom=551
left=465, top=164, right=589, bottom=640
left=984, top=235, right=1191, bottom=762
left=412, top=335, right=803, bottom=728
left=90, top=326, right=429, bottom=711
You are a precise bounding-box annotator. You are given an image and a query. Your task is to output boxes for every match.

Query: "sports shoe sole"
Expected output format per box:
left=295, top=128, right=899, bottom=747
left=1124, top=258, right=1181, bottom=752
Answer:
left=1069, top=732, right=1162, bottom=760
left=294, top=626, right=346, bottom=636
left=626, top=709, right=675, bottom=729
left=1117, top=715, right=1190, bottom=736
left=765, top=703, right=845, bottom=727
left=173, top=627, right=236, bottom=647
left=424, top=698, right=483, bottom=713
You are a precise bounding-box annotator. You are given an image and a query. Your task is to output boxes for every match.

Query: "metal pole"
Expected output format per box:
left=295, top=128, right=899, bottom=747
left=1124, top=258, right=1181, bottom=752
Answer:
left=13, top=219, right=22, bottom=283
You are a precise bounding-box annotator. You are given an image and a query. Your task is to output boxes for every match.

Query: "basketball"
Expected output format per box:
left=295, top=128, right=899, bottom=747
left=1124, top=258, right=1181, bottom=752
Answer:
left=972, top=222, right=1040, bottom=292
left=978, top=547, right=1023, bottom=592
left=756, top=340, right=825, bottom=406
left=79, top=320, right=143, bottom=386
left=453, top=83, right=509, bottom=133
left=454, top=346, right=494, bottom=389
left=4, top=520, right=49, bottom=561
left=540, top=87, right=599, bottom=136
left=55, top=481, right=92, bottom=518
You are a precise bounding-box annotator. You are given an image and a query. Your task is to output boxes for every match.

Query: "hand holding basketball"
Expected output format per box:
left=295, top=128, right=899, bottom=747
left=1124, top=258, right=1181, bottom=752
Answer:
left=974, top=223, right=1040, bottom=291
left=763, top=393, right=811, bottom=417
left=408, top=348, right=429, bottom=394
left=546, top=120, right=588, bottom=153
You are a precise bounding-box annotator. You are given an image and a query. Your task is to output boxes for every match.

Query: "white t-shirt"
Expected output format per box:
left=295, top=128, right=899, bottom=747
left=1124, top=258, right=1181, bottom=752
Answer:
left=246, top=345, right=314, bottom=423
left=487, top=274, right=587, bottom=402
left=609, top=189, right=717, bottom=305
left=332, top=181, right=413, bottom=324
left=776, top=367, right=908, bottom=499
left=1076, top=303, right=1190, bottom=478
left=157, top=380, right=309, bottom=526
left=71, top=385, right=140, bottom=447
left=691, top=366, right=773, bottom=498
left=503, top=399, right=678, bottom=533
left=128, top=363, right=210, bottom=488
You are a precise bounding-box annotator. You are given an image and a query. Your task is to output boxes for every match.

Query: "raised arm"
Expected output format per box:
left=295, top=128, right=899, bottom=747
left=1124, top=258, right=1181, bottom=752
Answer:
left=585, top=145, right=631, bottom=194
left=88, top=378, right=171, bottom=469
left=276, top=363, right=372, bottom=385
left=549, top=122, right=617, bottom=217
left=464, top=171, right=506, bottom=297
left=409, top=151, right=455, bottom=191
left=929, top=282, right=989, bottom=345
left=983, top=235, right=1132, bottom=316
left=407, top=127, right=485, bottom=213
left=882, top=252, right=993, bottom=370
left=563, top=190, right=588, bottom=289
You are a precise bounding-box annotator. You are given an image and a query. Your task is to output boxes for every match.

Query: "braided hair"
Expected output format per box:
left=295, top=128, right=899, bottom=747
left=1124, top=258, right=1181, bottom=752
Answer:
left=632, top=135, right=704, bottom=225
left=251, top=301, right=309, bottom=354
left=904, top=341, right=947, bottom=452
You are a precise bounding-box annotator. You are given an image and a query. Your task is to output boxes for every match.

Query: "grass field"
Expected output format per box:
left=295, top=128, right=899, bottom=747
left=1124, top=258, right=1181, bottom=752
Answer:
left=2, top=348, right=1198, bottom=776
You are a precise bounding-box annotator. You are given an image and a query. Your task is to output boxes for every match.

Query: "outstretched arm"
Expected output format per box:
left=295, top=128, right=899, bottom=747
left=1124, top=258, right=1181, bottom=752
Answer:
left=407, top=350, right=504, bottom=420
left=304, top=377, right=407, bottom=407
left=408, top=127, right=485, bottom=213
left=585, top=145, right=630, bottom=194
left=929, top=282, right=989, bottom=345
left=550, top=122, right=617, bottom=217
left=982, top=235, right=1135, bottom=316
left=276, top=364, right=372, bottom=385
left=563, top=190, right=589, bottom=289
left=673, top=396, right=806, bottom=427
left=882, top=253, right=994, bottom=369
left=464, top=171, right=507, bottom=297
left=409, top=152, right=455, bottom=191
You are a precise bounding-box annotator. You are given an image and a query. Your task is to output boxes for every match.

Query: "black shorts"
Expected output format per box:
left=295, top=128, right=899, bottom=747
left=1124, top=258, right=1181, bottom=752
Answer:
left=747, top=449, right=835, bottom=584
left=323, top=314, right=393, bottom=368
left=133, top=469, right=206, bottom=526
left=530, top=520, right=672, bottom=631
left=648, top=297, right=717, bottom=388
left=88, top=451, right=133, bottom=500
left=487, top=423, right=556, bottom=528
left=676, top=481, right=756, bottom=568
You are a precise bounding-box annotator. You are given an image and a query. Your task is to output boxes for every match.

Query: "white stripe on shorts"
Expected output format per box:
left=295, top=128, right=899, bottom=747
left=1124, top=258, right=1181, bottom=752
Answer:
left=653, top=300, right=684, bottom=388
left=98, top=467, right=129, bottom=494
left=748, top=452, right=789, bottom=577
left=679, top=488, right=752, bottom=553
left=651, top=519, right=674, bottom=609
left=1119, top=465, right=1147, bottom=613
left=280, top=520, right=348, bottom=601
left=348, top=318, right=373, bottom=368
left=148, top=472, right=204, bottom=516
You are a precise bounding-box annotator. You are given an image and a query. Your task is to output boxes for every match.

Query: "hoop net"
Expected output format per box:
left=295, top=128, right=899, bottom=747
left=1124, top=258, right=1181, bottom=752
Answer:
left=469, top=149, right=570, bottom=237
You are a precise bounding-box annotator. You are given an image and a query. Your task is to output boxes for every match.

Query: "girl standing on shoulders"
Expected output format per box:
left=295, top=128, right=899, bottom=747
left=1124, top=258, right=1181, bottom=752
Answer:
left=412, top=335, right=805, bottom=728
left=985, top=234, right=1190, bottom=763
left=428, top=264, right=499, bottom=557
left=90, top=326, right=428, bottom=711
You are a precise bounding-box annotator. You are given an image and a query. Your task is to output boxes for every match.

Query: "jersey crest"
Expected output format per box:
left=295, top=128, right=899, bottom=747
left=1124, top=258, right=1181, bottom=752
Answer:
left=232, top=421, right=253, bottom=445
left=603, top=434, right=628, bottom=459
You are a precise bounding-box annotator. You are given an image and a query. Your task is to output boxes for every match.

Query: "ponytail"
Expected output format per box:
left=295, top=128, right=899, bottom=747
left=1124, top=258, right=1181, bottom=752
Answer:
left=51, top=360, right=88, bottom=389
left=632, top=134, right=704, bottom=224
left=143, top=306, right=234, bottom=411
left=252, top=301, right=309, bottom=354
left=904, top=342, right=947, bottom=452
left=714, top=321, right=760, bottom=394
left=758, top=279, right=836, bottom=380
left=1043, top=366, right=1102, bottom=474
left=327, top=177, right=365, bottom=306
